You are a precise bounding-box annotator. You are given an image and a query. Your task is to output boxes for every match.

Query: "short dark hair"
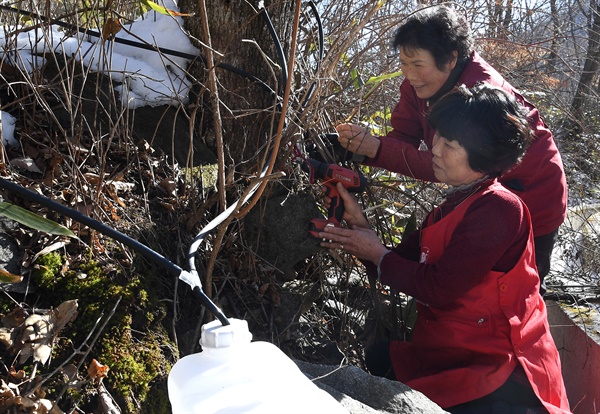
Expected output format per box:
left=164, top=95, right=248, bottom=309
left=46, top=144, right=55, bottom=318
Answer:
left=393, top=5, right=473, bottom=70
left=426, top=84, right=533, bottom=177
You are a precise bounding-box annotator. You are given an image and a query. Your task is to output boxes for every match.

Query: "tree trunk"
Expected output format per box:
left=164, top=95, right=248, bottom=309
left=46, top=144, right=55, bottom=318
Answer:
left=548, top=0, right=560, bottom=72
left=570, top=0, right=600, bottom=129
left=501, top=0, right=513, bottom=38
left=178, top=0, right=295, bottom=172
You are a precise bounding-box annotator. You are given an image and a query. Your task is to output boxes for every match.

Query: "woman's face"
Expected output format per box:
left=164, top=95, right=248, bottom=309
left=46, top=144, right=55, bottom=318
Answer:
left=400, top=47, right=457, bottom=99
left=431, top=133, right=485, bottom=186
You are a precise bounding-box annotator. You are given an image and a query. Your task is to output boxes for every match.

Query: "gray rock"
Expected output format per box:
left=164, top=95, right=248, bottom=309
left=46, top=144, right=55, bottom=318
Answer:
left=243, top=190, right=322, bottom=281
left=295, top=360, right=449, bottom=414
left=0, top=223, right=20, bottom=273
left=0, top=196, right=25, bottom=293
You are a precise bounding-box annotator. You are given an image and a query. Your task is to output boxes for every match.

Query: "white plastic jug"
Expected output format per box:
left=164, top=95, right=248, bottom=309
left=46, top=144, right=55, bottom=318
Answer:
left=168, top=318, right=348, bottom=414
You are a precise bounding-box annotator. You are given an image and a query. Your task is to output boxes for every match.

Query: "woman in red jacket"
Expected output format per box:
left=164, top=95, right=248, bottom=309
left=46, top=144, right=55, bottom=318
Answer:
left=335, top=5, right=567, bottom=295
left=319, top=84, right=570, bottom=413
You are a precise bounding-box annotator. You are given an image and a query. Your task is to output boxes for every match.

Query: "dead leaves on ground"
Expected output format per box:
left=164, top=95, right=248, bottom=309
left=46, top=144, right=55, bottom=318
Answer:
left=0, top=267, right=23, bottom=283
left=0, top=379, right=64, bottom=414
left=0, top=302, right=114, bottom=413
left=0, top=300, right=79, bottom=365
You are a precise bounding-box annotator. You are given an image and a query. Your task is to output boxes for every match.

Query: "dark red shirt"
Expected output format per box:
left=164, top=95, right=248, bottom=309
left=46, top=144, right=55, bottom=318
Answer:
left=366, top=179, right=529, bottom=307
left=383, top=181, right=571, bottom=413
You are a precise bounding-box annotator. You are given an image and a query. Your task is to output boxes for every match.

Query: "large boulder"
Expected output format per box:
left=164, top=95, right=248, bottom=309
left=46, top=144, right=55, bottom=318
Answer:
left=243, top=189, right=322, bottom=281
left=296, top=360, right=449, bottom=414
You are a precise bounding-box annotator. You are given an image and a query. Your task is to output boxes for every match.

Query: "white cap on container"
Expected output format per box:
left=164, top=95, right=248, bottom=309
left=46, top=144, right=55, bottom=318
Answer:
left=200, top=318, right=253, bottom=349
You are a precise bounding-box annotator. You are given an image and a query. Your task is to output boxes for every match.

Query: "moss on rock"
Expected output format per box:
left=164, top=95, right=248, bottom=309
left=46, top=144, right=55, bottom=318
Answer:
left=31, top=251, right=175, bottom=413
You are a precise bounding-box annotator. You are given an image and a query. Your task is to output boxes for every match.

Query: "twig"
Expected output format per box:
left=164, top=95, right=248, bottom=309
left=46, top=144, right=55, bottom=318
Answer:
left=197, top=0, right=226, bottom=214
left=190, top=171, right=285, bottom=346
left=307, top=357, right=348, bottom=382
left=48, top=296, right=123, bottom=411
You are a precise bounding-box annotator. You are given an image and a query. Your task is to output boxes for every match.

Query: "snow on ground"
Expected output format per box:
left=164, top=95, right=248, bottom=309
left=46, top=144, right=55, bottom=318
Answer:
left=1, top=111, right=18, bottom=147
left=550, top=203, right=600, bottom=306
left=0, top=0, right=198, bottom=109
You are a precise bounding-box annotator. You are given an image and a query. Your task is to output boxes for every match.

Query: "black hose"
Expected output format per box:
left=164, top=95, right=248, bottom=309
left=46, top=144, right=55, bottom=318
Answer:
left=260, top=7, right=288, bottom=90
left=0, top=176, right=230, bottom=325
left=0, top=5, right=193, bottom=59
left=300, top=1, right=325, bottom=108
left=308, top=1, right=325, bottom=64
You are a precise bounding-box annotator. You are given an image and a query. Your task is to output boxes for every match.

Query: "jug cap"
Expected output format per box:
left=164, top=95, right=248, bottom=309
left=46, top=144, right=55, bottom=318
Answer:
left=200, top=318, right=253, bottom=348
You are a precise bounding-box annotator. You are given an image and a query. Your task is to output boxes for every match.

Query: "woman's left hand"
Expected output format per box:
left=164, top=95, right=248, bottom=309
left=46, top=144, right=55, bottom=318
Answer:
left=335, top=123, right=380, bottom=159
left=319, top=224, right=389, bottom=264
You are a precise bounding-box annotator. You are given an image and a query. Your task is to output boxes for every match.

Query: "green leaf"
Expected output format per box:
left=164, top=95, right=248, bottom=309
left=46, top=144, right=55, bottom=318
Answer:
left=361, top=70, right=403, bottom=99
left=139, top=0, right=194, bottom=16
left=0, top=202, right=76, bottom=238
left=364, top=70, right=403, bottom=85
left=350, top=67, right=364, bottom=88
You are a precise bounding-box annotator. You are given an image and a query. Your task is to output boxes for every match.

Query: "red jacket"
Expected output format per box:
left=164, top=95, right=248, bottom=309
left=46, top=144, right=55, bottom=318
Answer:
left=388, top=182, right=570, bottom=412
left=365, top=52, right=567, bottom=237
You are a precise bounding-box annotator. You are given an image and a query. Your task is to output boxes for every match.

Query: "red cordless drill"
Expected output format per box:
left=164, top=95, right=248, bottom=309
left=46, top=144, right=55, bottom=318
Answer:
left=305, top=158, right=367, bottom=238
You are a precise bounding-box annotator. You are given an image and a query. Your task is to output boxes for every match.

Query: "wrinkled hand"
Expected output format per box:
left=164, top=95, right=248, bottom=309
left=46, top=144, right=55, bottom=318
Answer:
left=319, top=224, right=388, bottom=264
left=335, top=123, right=380, bottom=159
left=319, top=182, right=389, bottom=264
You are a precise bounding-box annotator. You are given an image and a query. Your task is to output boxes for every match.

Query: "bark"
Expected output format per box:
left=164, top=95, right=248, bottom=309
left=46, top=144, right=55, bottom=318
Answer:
left=486, top=0, right=511, bottom=39
left=501, top=0, right=512, bottom=38
left=570, top=0, right=600, bottom=127
left=548, top=0, right=560, bottom=72
left=178, top=0, right=295, bottom=172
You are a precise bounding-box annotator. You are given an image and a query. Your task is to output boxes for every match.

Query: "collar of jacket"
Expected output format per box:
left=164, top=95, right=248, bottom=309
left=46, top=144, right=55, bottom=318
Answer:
left=426, top=51, right=472, bottom=106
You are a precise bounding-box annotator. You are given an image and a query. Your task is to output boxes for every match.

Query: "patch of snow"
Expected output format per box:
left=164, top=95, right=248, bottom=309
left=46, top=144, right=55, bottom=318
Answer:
left=1, top=111, right=18, bottom=147
left=0, top=0, right=198, bottom=108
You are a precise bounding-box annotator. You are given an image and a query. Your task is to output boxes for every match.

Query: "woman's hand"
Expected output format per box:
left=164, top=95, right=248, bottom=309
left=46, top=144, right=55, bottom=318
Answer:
left=322, top=182, right=369, bottom=229
left=319, top=182, right=389, bottom=264
left=335, top=123, right=380, bottom=159
left=319, top=225, right=389, bottom=264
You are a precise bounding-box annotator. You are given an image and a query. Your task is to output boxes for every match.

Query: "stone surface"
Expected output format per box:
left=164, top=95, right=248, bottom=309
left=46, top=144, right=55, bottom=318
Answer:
left=0, top=197, right=26, bottom=294
left=296, top=360, right=449, bottom=414
left=243, top=190, right=322, bottom=281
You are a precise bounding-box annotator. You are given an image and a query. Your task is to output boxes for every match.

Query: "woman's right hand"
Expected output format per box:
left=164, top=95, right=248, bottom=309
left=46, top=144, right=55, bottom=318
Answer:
left=322, top=182, right=370, bottom=230
left=335, top=123, right=380, bottom=159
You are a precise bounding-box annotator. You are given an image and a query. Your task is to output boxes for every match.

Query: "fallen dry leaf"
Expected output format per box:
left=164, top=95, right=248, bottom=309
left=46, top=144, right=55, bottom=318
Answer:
left=106, top=184, right=126, bottom=208
left=2, top=307, right=28, bottom=328
left=0, top=378, right=64, bottom=413
left=9, top=366, right=26, bottom=381
left=102, top=18, right=121, bottom=40
left=158, top=178, right=177, bottom=196
left=10, top=157, right=42, bottom=173
left=87, top=359, right=109, bottom=383
left=16, top=300, right=78, bottom=365
left=0, top=328, right=13, bottom=348
left=0, top=268, right=22, bottom=283
left=53, top=300, right=78, bottom=333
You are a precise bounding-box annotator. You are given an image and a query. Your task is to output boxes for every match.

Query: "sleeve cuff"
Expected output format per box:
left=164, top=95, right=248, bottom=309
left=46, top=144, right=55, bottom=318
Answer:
left=377, top=249, right=393, bottom=282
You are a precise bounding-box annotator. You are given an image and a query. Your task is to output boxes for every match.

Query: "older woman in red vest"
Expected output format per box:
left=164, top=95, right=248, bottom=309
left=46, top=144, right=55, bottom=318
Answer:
left=318, top=84, right=570, bottom=414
